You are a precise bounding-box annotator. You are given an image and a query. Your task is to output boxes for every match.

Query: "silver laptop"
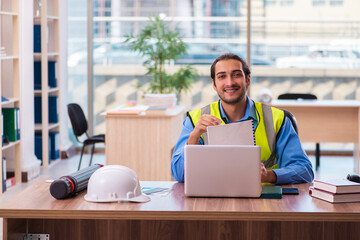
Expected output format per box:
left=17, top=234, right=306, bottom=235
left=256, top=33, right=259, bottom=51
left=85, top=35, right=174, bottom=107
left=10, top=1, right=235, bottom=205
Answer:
left=184, top=145, right=262, bottom=197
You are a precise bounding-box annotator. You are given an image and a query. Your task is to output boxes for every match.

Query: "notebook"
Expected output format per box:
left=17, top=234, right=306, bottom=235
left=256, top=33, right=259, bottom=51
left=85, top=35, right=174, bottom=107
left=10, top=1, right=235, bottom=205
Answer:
left=206, top=120, right=255, bottom=145
left=184, top=145, right=262, bottom=197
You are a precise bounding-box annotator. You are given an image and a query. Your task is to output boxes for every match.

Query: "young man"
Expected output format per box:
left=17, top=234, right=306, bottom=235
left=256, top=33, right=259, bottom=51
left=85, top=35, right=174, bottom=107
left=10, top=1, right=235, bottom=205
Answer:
left=171, top=53, right=314, bottom=184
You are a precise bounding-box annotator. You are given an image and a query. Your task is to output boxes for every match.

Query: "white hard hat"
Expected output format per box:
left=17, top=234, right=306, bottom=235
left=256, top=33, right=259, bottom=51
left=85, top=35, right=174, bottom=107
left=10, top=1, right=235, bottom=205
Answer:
left=84, top=165, right=150, bottom=203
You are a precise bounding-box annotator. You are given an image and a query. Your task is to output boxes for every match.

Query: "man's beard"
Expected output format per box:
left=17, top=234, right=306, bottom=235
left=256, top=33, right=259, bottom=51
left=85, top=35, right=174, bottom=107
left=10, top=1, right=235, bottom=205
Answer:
left=218, top=87, right=246, bottom=105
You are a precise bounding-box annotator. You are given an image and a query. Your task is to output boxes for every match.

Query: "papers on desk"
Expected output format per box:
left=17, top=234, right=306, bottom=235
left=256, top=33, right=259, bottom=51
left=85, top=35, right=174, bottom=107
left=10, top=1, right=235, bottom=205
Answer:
left=144, top=94, right=177, bottom=108
left=106, top=104, right=149, bottom=115
left=142, top=187, right=171, bottom=196
left=146, top=107, right=168, bottom=115
left=206, top=120, right=256, bottom=145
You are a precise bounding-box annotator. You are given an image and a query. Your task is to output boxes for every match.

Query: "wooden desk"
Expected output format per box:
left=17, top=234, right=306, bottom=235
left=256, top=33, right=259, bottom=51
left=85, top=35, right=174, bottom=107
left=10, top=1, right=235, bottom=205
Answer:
left=104, top=105, right=186, bottom=181
left=272, top=100, right=360, bottom=172
left=1, top=180, right=360, bottom=240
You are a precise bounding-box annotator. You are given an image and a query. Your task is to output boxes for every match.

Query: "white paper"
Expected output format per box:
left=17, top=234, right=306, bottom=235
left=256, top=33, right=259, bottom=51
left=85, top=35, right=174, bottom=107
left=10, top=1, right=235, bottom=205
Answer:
left=206, top=120, right=255, bottom=145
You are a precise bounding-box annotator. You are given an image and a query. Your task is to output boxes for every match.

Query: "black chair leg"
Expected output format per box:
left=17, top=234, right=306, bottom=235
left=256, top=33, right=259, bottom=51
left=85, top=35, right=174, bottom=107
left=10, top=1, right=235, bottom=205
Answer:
left=78, top=144, right=86, bottom=171
left=315, top=143, right=320, bottom=170
left=89, top=144, right=95, bottom=167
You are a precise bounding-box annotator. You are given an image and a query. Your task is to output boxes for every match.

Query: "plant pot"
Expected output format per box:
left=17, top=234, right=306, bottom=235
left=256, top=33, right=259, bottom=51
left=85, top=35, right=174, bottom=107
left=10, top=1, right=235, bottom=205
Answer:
left=144, top=93, right=177, bottom=108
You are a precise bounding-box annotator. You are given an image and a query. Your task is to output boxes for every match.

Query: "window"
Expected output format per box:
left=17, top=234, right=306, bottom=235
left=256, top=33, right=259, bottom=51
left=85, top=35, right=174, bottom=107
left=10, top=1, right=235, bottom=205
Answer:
left=280, top=0, right=294, bottom=6
left=330, top=0, right=343, bottom=6
left=265, top=0, right=276, bottom=6
left=312, top=0, right=326, bottom=6
left=84, top=0, right=360, bottom=136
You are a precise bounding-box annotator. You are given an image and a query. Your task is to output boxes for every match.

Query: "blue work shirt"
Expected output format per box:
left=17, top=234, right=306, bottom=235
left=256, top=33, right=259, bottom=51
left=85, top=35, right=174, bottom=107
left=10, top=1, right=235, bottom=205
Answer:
left=171, top=97, right=314, bottom=184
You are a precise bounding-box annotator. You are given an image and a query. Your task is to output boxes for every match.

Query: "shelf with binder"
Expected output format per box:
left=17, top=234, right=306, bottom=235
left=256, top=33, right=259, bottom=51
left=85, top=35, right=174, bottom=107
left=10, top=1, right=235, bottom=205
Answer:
left=34, top=130, right=60, bottom=164
left=0, top=11, right=18, bottom=16
left=35, top=123, right=59, bottom=131
left=47, top=16, right=59, bottom=20
left=47, top=52, right=59, bottom=57
left=34, top=60, right=58, bottom=90
left=1, top=98, right=20, bottom=106
left=0, top=56, right=19, bottom=60
left=2, top=140, right=20, bottom=151
left=34, top=87, right=59, bottom=94
left=34, top=95, right=59, bottom=122
left=33, top=0, right=61, bottom=168
left=33, top=20, right=58, bottom=54
left=34, top=52, right=59, bottom=58
left=0, top=0, right=21, bottom=193
left=2, top=107, right=20, bottom=142
left=33, top=15, right=59, bottom=21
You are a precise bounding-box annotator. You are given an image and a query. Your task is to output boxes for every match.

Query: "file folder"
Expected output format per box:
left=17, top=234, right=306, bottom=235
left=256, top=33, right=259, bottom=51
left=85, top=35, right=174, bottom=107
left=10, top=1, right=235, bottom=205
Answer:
left=34, top=25, right=41, bottom=52
left=49, top=131, right=60, bottom=160
left=34, top=61, right=57, bottom=90
left=2, top=108, right=20, bottom=142
left=2, top=157, right=6, bottom=193
left=34, top=133, right=51, bottom=164
left=34, top=96, right=58, bottom=123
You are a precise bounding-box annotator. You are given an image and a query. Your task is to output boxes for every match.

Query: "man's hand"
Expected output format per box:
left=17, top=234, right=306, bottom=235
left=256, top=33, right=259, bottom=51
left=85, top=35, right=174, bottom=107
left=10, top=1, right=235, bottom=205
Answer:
left=187, top=114, right=222, bottom=145
left=261, top=163, right=277, bottom=183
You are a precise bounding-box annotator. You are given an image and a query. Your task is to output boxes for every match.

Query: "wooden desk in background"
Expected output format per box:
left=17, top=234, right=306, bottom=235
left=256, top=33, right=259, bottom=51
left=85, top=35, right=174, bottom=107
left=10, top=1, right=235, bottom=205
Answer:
left=272, top=100, right=360, bottom=172
left=104, top=105, right=186, bottom=181
left=1, top=180, right=360, bottom=240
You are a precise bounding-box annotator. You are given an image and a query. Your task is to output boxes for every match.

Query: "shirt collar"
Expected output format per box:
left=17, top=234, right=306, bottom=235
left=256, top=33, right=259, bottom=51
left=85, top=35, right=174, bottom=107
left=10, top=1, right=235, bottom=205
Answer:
left=219, top=96, right=258, bottom=124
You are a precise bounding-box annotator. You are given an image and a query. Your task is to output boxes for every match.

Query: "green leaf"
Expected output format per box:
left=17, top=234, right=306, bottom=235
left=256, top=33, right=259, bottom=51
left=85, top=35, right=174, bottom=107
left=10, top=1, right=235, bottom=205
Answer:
left=124, top=15, right=198, bottom=94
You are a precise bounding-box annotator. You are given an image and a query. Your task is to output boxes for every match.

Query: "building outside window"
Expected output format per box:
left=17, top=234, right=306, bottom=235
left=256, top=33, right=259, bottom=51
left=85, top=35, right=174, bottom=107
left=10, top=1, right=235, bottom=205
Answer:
left=312, top=0, right=326, bottom=6
left=280, top=0, right=294, bottom=6
left=330, top=0, right=343, bottom=6
left=67, top=0, right=360, bottom=141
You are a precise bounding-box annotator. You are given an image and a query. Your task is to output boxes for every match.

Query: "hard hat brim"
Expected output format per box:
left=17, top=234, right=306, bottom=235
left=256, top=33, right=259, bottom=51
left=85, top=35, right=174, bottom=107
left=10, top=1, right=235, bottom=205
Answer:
left=84, top=193, right=150, bottom=203
left=128, top=193, right=151, bottom=203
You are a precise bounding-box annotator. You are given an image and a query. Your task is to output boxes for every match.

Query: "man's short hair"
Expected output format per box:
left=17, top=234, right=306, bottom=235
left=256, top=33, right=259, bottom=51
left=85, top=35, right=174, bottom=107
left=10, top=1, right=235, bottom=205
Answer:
left=210, top=53, right=251, bottom=80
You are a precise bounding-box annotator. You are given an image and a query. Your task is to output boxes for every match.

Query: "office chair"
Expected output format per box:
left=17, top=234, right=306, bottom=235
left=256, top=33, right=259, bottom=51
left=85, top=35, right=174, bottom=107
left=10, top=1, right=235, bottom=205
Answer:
left=67, top=103, right=105, bottom=170
left=278, top=93, right=320, bottom=170
left=278, top=93, right=317, bottom=100
left=282, top=109, right=298, bottom=134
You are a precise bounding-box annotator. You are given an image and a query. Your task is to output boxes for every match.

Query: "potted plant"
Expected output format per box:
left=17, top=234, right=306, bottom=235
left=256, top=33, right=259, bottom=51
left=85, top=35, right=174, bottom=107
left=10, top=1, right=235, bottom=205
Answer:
left=125, top=16, right=198, bottom=108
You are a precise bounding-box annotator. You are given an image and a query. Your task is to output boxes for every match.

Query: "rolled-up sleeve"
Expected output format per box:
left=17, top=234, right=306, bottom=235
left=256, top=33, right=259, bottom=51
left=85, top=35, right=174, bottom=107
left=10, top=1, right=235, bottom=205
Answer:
left=171, top=117, right=196, bottom=182
left=272, top=117, right=315, bottom=184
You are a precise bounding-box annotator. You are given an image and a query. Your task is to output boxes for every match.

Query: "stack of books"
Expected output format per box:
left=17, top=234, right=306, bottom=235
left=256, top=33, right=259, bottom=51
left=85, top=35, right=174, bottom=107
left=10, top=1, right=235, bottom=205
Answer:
left=144, top=94, right=177, bottom=108
left=310, top=179, right=360, bottom=203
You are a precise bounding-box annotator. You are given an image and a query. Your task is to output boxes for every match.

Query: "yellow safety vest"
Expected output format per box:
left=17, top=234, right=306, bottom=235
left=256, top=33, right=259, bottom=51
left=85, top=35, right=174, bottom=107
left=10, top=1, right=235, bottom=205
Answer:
left=188, top=100, right=285, bottom=169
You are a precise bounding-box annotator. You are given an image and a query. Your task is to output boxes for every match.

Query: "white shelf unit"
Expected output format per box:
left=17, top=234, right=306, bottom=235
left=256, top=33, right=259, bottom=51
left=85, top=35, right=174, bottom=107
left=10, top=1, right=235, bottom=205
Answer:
left=0, top=0, right=21, bottom=194
left=33, top=0, right=60, bottom=168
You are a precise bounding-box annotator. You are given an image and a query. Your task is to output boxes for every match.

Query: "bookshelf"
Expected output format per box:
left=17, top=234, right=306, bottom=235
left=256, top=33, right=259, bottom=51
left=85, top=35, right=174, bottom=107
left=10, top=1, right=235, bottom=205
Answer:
left=33, top=0, right=60, bottom=168
left=0, top=0, right=21, bottom=194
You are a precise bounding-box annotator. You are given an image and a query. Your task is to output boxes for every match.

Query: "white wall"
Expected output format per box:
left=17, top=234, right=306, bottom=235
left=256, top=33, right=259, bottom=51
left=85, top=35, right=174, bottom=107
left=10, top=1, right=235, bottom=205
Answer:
left=18, top=0, right=41, bottom=177
left=59, top=0, right=71, bottom=152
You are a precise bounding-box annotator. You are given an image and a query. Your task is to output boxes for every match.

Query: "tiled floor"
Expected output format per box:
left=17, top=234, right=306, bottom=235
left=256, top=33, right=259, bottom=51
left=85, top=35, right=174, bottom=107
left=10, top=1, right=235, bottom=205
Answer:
left=0, top=153, right=356, bottom=239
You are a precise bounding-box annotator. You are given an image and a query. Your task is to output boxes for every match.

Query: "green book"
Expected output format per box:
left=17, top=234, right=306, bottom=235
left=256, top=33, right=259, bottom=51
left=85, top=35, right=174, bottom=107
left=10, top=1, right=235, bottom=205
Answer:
left=260, top=186, right=282, bottom=199
left=2, top=108, right=20, bottom=142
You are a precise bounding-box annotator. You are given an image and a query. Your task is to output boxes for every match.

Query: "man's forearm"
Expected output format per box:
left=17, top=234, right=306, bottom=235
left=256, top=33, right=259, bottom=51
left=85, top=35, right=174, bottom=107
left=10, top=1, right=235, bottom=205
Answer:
left=187, top=131, right=201, bottom=145
left=262, top=169, right=277, bottom=183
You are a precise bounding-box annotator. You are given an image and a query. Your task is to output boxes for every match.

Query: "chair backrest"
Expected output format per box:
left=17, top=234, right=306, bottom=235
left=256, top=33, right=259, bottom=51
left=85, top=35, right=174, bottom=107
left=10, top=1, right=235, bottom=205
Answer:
left=278, top=93, right=317, bottom=100
left=67, top=103, right=88, bottom=137
left=282, top=109, right=298, bottom=134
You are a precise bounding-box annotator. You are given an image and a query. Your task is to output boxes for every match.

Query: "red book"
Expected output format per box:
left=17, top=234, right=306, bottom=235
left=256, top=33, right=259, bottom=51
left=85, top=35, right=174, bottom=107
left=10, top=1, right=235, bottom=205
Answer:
left=313, top=179, right=360, bottom=194
left=6, top=177, right=16, bottom=189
